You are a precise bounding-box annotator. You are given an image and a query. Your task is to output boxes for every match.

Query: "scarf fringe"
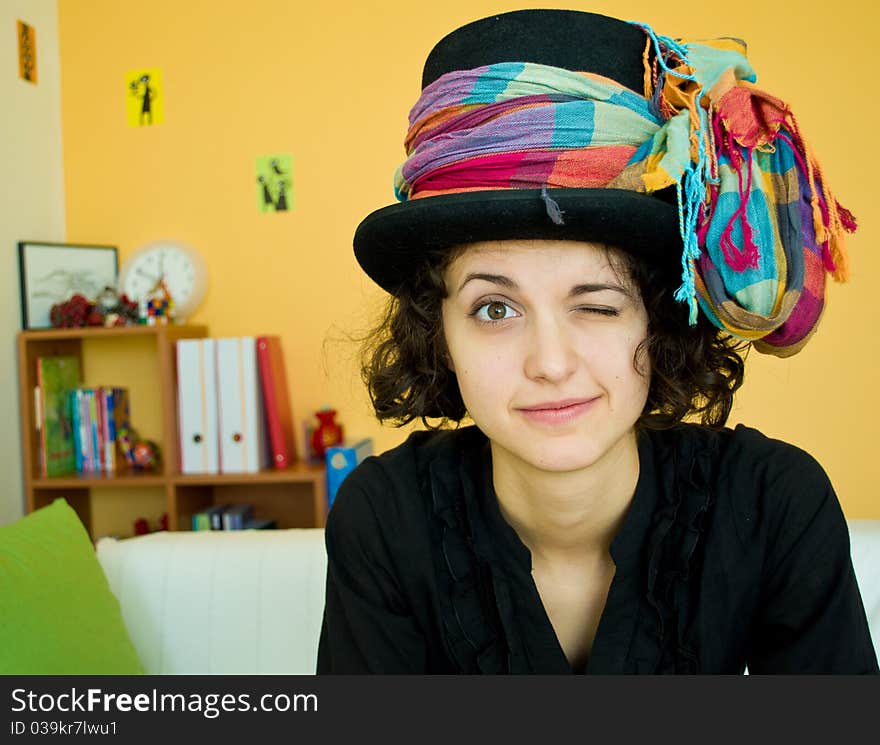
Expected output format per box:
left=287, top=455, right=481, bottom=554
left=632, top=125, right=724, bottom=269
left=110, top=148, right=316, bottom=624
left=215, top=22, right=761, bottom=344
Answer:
left=640, top=24, right=855, bottom=331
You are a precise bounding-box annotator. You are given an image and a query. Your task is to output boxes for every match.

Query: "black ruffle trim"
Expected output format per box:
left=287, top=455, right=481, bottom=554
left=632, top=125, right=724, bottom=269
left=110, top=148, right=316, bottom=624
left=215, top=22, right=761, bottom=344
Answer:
left=425, top=452, right=513, bottom=673
left=637, top=428, right=720, bottom=673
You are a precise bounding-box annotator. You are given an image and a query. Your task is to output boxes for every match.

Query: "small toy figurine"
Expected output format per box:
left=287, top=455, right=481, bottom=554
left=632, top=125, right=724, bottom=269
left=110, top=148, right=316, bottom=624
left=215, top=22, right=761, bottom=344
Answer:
left=117, top=426, right=136, bottom=466
left=95, top=286, right=139, bottom=326
left=143, top=278, right=175, bottom=326
left=132, top=439, right=161, bottom=470
left=118, top=425, right=161, bottom=472
left=96, top=286, right=121, bottom=314
left=310, top=407, right=344, bottom=459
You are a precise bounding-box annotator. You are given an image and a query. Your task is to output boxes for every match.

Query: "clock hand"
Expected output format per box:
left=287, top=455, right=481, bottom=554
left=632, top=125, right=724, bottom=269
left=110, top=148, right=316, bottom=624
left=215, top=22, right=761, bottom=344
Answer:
left=135, top=267, right=160, bottom=282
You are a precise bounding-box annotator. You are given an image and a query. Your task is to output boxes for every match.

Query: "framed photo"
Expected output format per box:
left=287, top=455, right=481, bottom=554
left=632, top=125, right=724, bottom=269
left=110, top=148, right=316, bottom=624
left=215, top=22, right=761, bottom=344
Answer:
left=18, top=241, right=119, bottom=329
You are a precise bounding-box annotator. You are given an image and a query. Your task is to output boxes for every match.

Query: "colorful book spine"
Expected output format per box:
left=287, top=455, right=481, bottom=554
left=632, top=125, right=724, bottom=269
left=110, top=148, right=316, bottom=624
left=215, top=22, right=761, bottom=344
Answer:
left=108, top=388, right=121, bottom=473
left=70, top=390, right=83, bottom=473
left=66, top=386, right=131, bottom=474
left=208, top=504, right=231, bottom=530
left=88, top=389, right=101, bottom=473
left=96, top=388, right=106, bottom=473
left=209, top=504, right=229, bottom=530
left=78, top=390, right=92, bottom=472
left=221, top=504, right=254, bottom=530
left=99, top=388, right=109, bottom=473
left=99, top=386, right=125, bottom=474
left=256, top=335, right=296, bottom=469
left=191, top=504, right=229, bottom=531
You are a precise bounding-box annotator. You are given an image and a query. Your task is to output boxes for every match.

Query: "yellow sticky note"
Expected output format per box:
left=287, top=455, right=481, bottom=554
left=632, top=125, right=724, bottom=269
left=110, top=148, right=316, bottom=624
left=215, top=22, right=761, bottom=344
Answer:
left=126, top=69, right=164, bottom=126
left=18, top=21, right=37, bottom=84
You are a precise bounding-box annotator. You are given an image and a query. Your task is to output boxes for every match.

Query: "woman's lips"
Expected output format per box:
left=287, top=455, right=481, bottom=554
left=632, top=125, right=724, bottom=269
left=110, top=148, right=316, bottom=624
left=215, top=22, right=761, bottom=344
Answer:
left=516, top=397, right=598, bottom=425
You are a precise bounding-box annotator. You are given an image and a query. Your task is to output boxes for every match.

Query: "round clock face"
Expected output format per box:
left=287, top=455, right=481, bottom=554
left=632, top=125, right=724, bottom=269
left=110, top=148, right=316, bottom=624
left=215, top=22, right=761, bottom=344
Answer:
left=119, top=241, right=208, bottom=320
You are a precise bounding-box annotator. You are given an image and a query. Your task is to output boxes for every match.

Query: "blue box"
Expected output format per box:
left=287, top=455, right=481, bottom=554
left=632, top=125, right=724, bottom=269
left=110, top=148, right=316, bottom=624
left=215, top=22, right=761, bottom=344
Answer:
left=325, top=438, right=373, bottom=508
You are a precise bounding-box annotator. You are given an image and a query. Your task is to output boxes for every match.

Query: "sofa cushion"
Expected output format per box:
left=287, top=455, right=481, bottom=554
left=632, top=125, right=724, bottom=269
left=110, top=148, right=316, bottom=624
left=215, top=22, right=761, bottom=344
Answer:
left=0, top=498, right=145, bottom=674
left=850, top=520, right=880, bottom=663
left=96, top=528, right=328, bottom=674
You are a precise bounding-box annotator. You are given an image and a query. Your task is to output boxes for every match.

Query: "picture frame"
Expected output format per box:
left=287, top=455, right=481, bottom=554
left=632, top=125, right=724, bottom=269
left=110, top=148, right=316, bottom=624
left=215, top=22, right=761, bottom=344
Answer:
left=18, top=241, right=119, bottom=329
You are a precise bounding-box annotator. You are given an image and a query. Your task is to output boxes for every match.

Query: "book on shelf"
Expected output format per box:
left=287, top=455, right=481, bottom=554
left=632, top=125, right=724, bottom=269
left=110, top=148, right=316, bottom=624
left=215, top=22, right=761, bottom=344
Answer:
left=177, top=338, right=220, bottom=474
left=256, top=335, right=296, bottom=469
left=192, top=512, right=209, bottom=531
left=177, top=335, right=303, bottom=476
left=71, top=388, right=85, bottom=472
left=325, top=438, right=374, bottom=509
left=221, top=504, right=254, bottom=530
left=35, top=356, right=81, bottom=477
left=87, top=389, right=99, bottom=472
left=192, top=504, right=277, bottom=531
left=191, top=503, right=230, bottom=531
left=68, top=386, right=131, bottom=474
left=192, top=503, right=275, bottom=531
left=101, top=387, right=129, bottom=473
left=216, top=337, right=270, bottom=474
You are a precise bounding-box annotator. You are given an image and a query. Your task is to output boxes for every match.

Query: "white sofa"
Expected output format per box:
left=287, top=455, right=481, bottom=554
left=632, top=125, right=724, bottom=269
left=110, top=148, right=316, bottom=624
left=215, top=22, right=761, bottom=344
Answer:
left=96, top=521, right=880, bottom=674
left=96, top=529, right=327, bottom=674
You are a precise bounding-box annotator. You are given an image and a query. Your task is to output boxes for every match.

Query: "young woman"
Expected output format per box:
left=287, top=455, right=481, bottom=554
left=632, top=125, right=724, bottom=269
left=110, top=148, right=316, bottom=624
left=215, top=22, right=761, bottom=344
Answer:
left=316, top=9, right=878, bottom=674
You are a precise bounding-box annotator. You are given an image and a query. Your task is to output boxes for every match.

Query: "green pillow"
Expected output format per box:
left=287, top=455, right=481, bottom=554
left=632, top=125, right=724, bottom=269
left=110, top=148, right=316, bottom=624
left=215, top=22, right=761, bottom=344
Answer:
left=0, top=498, right=144, bottom=674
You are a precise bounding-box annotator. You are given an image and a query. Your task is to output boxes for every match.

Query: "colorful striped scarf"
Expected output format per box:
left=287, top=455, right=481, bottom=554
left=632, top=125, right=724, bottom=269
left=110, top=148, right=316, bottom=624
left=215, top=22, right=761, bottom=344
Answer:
left=393, top=24, right=854, bottom=357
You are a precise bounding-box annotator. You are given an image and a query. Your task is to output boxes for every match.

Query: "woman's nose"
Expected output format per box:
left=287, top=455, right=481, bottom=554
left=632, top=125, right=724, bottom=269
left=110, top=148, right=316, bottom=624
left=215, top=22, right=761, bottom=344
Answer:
left=523, top=315, right=578, bottom=383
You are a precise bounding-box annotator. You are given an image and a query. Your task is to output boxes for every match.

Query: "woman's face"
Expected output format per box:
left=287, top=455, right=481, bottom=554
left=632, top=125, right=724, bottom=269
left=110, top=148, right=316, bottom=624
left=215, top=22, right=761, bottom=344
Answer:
left=441, top=239, right=650, bottom=473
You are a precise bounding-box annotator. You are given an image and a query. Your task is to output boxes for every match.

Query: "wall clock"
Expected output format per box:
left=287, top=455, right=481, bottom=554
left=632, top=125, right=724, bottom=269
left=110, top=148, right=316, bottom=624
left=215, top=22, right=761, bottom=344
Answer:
left=118, top=240, right=208, bottom=322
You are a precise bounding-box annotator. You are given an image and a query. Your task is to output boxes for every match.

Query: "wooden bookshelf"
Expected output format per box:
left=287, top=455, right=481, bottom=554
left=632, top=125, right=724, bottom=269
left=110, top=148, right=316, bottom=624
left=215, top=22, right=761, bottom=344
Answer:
left=18, top=324, right=327, bottom=539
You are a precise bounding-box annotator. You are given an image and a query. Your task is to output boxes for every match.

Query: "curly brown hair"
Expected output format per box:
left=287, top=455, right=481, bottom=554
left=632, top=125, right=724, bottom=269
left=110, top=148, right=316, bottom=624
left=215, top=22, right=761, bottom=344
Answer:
left=360, top=243, right=748, bottom=431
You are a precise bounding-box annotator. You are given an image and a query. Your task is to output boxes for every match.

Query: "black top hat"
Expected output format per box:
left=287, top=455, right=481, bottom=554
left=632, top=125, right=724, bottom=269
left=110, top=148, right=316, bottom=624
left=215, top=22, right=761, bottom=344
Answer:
left=353, top=9, right=681, bottom=295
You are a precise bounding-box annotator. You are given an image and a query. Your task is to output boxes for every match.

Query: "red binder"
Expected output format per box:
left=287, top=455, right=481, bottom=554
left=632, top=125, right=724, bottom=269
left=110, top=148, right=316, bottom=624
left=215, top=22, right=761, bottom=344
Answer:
left=256, top=335, right=296, bottom=469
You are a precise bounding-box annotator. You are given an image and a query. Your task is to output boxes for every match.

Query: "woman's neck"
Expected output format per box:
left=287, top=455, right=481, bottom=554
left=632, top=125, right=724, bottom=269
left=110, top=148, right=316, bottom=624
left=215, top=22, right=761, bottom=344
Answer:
left=490, top=430, right=641, bottom=565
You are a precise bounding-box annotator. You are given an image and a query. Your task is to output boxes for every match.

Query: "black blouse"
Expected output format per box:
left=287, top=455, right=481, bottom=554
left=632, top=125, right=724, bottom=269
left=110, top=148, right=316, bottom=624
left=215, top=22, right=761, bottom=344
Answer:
left=316, top=423, right=878, bottom=674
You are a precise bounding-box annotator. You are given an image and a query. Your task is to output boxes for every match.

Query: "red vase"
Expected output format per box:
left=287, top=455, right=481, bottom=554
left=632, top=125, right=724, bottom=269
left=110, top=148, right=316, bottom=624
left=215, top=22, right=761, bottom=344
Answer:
left=133, top=517, right=150, bottom=536
left=311, top=409, right=344, bottom=459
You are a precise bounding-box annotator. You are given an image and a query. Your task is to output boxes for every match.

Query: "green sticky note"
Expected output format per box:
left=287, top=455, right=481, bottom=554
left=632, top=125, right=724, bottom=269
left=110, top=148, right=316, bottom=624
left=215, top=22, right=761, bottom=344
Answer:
left=256, top=154, right=293, bottom=213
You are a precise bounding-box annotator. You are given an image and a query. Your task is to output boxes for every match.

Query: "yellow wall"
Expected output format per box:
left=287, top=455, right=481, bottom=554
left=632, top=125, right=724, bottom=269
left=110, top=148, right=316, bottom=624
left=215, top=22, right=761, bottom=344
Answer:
left=58, top=0, right=879, bottom=518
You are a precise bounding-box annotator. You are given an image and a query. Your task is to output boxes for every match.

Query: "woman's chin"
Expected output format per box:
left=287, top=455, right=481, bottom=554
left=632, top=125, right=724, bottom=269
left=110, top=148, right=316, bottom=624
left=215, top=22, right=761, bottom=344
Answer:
left=496, top=440, right=607, bottom=474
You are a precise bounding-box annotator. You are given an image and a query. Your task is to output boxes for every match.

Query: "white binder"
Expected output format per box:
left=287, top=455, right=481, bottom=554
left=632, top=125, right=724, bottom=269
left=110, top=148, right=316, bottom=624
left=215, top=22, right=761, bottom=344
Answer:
left=176, top=338, right=219, bottom=474
left=216, top=336, right=270, bottom=473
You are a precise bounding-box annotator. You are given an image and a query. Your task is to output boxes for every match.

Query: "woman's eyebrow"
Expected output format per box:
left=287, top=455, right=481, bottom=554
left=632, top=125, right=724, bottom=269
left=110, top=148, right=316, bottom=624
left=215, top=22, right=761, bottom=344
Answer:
left=456, top=272, right=631, bottom=299
left=457, top=272, right=517, bottom=293
left=568, top=282, right=632, bottom=299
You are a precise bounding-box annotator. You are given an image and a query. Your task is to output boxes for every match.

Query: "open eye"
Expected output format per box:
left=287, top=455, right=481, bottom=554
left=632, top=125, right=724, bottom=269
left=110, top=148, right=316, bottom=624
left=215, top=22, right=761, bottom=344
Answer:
left=471, top=300, right=519, bottom=323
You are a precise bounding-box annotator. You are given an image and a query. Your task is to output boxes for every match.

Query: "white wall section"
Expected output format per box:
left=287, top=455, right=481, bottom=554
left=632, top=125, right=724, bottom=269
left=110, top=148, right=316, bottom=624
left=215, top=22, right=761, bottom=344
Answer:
left=0, top=0, right=65, bottom=525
